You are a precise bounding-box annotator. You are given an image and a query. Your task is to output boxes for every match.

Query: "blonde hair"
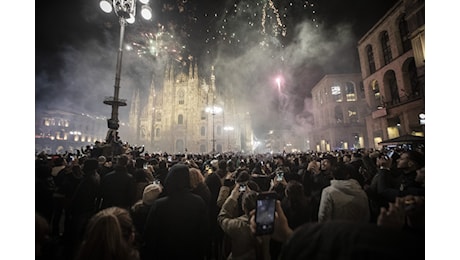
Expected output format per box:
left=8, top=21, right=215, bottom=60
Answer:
left=75, top=207, right=139, bottom=260
left=189, top=167, right=205, bottom=189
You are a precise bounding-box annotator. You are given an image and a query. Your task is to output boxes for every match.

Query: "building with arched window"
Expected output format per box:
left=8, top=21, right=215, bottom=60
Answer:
left=357, top=0, right=425, bottom=148
left=310, top=73, right=369, bottom=152
left=128, top=61, right=254, bottom=154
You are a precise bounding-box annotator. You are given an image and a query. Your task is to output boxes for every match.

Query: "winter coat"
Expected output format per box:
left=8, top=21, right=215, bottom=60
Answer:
left=318, top=179, right=370, bottom=223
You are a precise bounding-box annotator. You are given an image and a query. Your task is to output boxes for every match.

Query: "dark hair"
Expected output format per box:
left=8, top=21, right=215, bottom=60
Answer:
left=404, top=150, right=425, bottom=168
left=279, top=221, right=423, bottom=260
left=331, top=162, right=353, bottom=180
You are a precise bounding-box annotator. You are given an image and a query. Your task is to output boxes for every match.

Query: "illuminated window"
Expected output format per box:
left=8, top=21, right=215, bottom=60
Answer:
left=331, top=85, right=342, bottom=102
left=345, top=82, right=356, bottom=101
left=371, top=80, right=383, bottom=108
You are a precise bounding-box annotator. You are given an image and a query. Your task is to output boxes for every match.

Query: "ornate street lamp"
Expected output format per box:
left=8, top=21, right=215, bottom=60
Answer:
left=99, top=0, right=152, bottom=146
left=205, top=106, right=222, bottom=153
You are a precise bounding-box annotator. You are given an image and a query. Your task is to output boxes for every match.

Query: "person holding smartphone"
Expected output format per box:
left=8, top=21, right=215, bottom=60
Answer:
left=248, top=199, right=423, bottom=260
left=217, top=183, right=271, bottom=260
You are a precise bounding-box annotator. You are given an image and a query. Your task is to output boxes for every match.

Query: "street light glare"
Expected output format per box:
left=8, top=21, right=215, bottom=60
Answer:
left=141, top=5, right=153, bottom=20
left=126, top=14, right=135, bottom=24
left=99, top=0, right=113, bottom=13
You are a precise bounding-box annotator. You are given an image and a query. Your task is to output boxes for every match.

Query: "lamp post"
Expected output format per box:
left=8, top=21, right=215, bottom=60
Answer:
left=205, top=106, right=222, bottom=153
left=99, top=0, right=152, bottom=145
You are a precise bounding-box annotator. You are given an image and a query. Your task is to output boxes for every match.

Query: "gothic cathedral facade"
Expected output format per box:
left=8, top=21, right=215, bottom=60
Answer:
left=128, top=60, right=254, bottom=154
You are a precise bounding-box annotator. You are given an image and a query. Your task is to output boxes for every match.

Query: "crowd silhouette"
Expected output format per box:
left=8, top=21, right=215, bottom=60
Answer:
left=36, top=144, right=425, bottom=260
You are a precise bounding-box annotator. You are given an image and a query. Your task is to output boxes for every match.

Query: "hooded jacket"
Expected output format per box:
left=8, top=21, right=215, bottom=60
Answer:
left=318, top=179, right=370, bottom=223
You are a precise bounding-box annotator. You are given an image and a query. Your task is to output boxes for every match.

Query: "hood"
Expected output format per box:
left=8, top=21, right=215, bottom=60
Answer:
left=330, top=179, right=364, bottom=196
left=164, top=163, right=191, bottom=196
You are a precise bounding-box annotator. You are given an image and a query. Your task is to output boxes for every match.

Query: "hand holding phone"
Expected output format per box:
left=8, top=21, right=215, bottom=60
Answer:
left=255, top=191, right=277, bottom=236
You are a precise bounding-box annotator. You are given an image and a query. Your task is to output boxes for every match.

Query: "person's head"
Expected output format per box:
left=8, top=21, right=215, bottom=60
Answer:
left=343, top=154, right=351, bottom=163
left=164, top=163, right=191, bottom=195
left=331, top=162, right=352, bottom=180
left=142, top=183, right=162, bottom=206
left=189, top=167, right=205, bottom=189
left=82, top=158, right=99, bottom=175
left=275, top=155, right=285, bottom=166
left=396, top=150, right=424, bottom=172
left=77, top=207, right=137, bottom=260
left=321, top=155, right=336, bottom=171
left=227, top=160, right=236, bottom=172
left=278, top=220, right=424, bottom=260
left=135, top=158, right=147, bottom=169
left=241, top=190, right=258, bottom=216
left=235, top=170, right=250, bottom=184
left=117, top=155, right=129, bottom=167
left=285, top=180, right=305, bottom=200
left=98, top=156, right=107, bottom=165
left=218, top=159, right=227, bottom=171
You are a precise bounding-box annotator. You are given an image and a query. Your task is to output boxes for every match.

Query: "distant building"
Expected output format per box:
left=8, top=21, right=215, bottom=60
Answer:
left=128, top=60, right=254, bottom=154
left=35, top=109, right=107, bottom=154
left=357, top=0, right=425, bottom=148
left=310, top=73, right=369, bottom=152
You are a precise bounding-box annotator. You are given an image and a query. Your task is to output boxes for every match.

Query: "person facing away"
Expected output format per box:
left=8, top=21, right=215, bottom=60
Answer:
left=281, top=180, right=315, bottom=230
left=74, top=206, right=139, bottom=260
left=67, top=158, right=101, bottom=254
left=98, top=155, right=137, bottom=210
left=142, top=163, right=209, bottom=260
left=318, top=162, right=370, bottom=223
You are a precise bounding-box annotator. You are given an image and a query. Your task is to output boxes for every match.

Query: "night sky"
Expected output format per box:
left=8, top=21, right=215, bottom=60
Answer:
left=35, top=0, right=399, bottom=138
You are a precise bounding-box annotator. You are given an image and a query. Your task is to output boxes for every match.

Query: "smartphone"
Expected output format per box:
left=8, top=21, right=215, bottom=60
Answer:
left=387, top=150, right=394, bottom=159
left=276, top=172, right=284, bottom=181
left=239, top=183, right=247, bottom=192
left=143, top=163, right=148, bottom=169
left=255, top=191, right=277, bottom=236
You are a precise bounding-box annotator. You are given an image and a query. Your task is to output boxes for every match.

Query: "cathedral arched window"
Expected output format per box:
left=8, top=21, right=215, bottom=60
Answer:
left=178, top=89, right=185, bottom=105
left=178, top=114, right=184, bottom=124
left=155, top=128, right=160, bottom=137
left=201, top=126, right=206, bottom=136
left=201, top=110, right=207, bottom=120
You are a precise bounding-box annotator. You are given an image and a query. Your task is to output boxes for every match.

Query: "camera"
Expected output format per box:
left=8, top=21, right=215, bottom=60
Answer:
left=255, top=191, right=277, bottom=236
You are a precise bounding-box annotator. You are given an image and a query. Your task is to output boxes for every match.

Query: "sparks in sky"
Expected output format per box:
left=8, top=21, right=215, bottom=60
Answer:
left=128, top=23, right=188, bottom=65
left=202, top=0, right=318, bottom=58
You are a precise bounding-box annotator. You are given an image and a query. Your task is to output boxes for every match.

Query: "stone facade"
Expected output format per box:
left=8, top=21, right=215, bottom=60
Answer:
left=357, top=0, right=425, bottom=148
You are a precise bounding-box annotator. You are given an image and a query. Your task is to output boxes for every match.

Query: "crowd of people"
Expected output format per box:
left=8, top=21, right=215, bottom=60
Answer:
left=36, top=145, right=425, bottom=260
